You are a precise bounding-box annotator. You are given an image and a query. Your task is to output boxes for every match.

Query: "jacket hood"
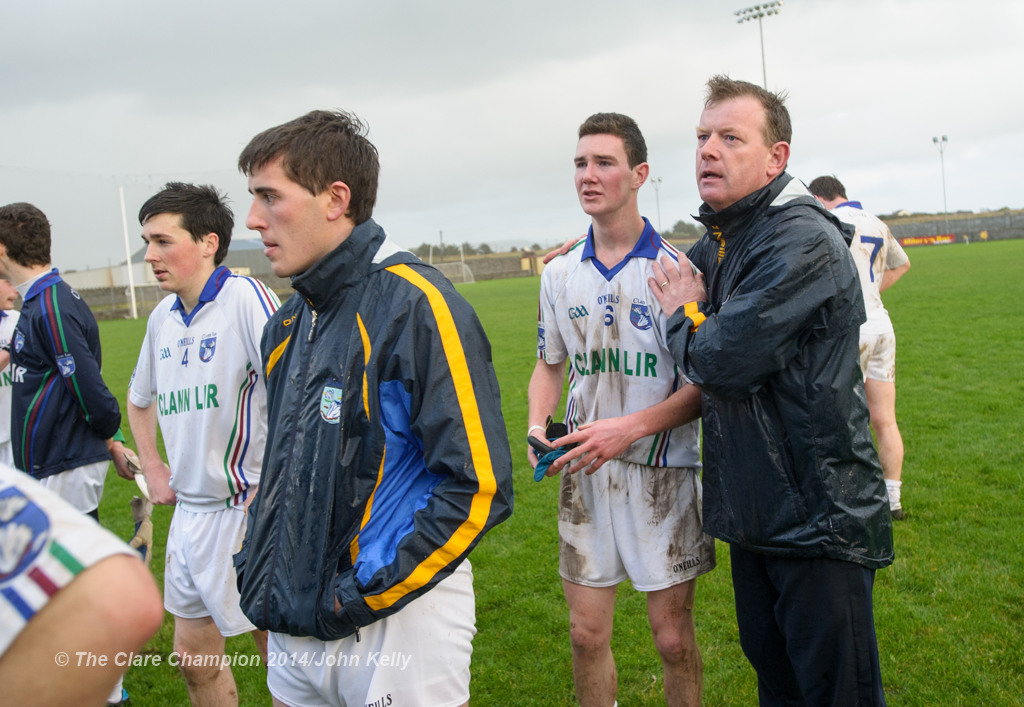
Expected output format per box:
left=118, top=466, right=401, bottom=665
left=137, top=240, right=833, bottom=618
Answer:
left=290, top=218, right=387, bottom=310
left=696, top=173, right=854, bottom=246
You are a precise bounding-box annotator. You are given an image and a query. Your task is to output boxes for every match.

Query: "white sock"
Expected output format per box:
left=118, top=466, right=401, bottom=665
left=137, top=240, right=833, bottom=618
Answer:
left=885, top=479, right=902, bottom=511
left=107, top=675, right=124, bottom=704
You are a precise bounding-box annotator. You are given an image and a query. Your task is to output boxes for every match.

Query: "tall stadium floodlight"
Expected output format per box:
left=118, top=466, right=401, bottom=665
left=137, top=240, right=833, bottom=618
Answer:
left=735, top=1, right=784, bottom=89
left=933, top=135, right=950, bottom=236
left=650, top=176, right=663, bottom=232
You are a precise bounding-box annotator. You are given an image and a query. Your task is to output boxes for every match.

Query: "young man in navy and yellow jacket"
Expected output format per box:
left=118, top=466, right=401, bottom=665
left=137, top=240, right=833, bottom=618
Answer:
left=235, top=110, right=513, bottom=707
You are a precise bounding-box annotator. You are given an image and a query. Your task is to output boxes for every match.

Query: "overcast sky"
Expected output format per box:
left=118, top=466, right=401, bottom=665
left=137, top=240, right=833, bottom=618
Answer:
left=2, top=0, right=1021, bottom=270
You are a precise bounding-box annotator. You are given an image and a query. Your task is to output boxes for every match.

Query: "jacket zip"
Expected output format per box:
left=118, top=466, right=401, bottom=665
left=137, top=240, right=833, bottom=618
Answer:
left=260, top=301, right=318, bottom=630
left=308, top=304, right=319, bottom=342
left=301, top=297, right=356, bottom=639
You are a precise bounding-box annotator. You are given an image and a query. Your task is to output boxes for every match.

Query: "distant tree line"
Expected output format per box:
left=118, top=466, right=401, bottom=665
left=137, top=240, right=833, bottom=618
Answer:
left=660, top=220, right=703, bottom=240
left=410, top=219, right=704, bottom=259
left=411, top=242, right=495, bottom=259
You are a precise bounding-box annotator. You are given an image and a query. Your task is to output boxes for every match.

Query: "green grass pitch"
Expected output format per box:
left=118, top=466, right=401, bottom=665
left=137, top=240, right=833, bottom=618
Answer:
left=93, top=238, right=1024, bottom=705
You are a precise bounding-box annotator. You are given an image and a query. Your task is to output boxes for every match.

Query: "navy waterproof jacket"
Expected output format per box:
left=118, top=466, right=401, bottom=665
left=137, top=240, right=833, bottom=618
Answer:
left=236, top=220, right=514, bottom=640
left=667, top=174, right=893, bottom=569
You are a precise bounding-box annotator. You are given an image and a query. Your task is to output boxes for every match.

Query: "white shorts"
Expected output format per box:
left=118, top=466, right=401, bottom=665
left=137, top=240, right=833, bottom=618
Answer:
left=0, top=464, right=134, bottom=657
left=859, top=330, right=897, bottom=382
left=163, top=505, right=255, bottom=636
left=559, top=461, right=716, bottom=591
left=36, top=460, right=108, bottom=514
left=0, top=441, right=13, bottom=469
left=267, top=560, right=476, bottom=707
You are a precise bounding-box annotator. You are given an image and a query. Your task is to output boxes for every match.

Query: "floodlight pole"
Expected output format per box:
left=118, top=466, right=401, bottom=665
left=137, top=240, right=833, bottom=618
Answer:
left=932, top=135, right=950, bottom=236
left=735, top=2, right=784, bottom=89
left=650, top=176, right=663, bottom=232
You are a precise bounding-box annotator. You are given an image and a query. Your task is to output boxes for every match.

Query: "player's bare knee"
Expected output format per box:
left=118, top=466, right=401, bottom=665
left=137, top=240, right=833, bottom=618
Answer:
left=650, top=608, right=698, bottom=663
left=176, top=650, right=229, bottom=687
left=568, top=619, right=611, bottom=655
left=655, top=631, right=700, bottom=666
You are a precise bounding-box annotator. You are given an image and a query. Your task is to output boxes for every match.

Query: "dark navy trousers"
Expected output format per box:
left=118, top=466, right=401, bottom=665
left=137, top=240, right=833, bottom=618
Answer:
left=730, top=545, right=887, bottom=706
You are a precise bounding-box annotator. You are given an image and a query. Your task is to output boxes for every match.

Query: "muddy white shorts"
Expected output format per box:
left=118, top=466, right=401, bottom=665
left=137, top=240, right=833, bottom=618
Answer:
left=36, top=460, right=108, bottom=514
left=0, top=464, right=134, bottom=657
left=266, top=560, right=476, bottom=707
left=559, top=460, right=716, bottom=591
left=163, top=504, right=255, bottom=636
left=859, top=330, right=897, bottom=383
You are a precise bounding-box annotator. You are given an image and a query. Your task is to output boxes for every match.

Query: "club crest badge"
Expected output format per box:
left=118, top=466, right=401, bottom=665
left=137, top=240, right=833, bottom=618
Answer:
left=0, top=486, right=50, bottom=583
left=56, top=353, right=76, bottom=377
left=630, top=303, right=653, bottom=331
left=13, top=331, right=24, bottom=353
left=320, top=385, right=343, bottom=424
left=538, top=325, right=546, bottom=352
left=199, top=335, right=217, bottom=362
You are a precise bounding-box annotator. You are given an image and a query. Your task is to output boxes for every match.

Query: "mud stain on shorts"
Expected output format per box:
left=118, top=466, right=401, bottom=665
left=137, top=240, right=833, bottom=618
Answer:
left=560, top=537, right=588, bottom=581
left=559, top=470, right=592, bottom=524
left=644, top=467, right=686, bottom=525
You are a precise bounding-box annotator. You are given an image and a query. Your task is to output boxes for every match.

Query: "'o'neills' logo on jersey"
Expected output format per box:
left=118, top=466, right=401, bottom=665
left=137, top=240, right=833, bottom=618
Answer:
left=630, top=303, right=652, bottom=331
left=199, top=334, right=217, bottom=362
left=320, top=385, right=343, bottom=424
left=13, top=331, right=24, bottom=353
left=56, top=353, right=76, bottom=377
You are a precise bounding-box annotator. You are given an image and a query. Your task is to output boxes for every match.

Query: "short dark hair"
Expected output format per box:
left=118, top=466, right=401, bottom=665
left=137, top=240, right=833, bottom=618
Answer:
left=139, top=183, right=234, bottom=265
left=0, top=202, right=52, bottom=267
left=578, top=112, right=648, bottom=168
left=238, top=110, right=379, bottom=225
left=807, top=175, right=847, bottom=201
left=705, top=74, right=792, bottom=147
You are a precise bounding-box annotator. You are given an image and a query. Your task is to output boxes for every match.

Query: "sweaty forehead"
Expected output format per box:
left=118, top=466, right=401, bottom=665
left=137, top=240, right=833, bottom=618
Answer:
left=701, top=96, right=765, bottom=127
left=142, top=212, right=186, bottom=236
left=575, top=133, right=627, bottom=160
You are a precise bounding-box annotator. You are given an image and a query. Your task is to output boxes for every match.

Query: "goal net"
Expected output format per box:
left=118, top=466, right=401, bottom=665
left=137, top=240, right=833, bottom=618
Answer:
left=435, top=262, right=476, bottom=284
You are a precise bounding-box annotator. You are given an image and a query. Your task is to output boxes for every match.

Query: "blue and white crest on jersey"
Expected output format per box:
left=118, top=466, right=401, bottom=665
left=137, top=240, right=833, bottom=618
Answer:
left=13, top=331, right=24, bottom=353
left=56, top=353, right=76, bottom=377
left=320, top=385, right=343, bottom=424
left=630, top=303, right=653, bottom=331
left=199, top=335, right=217, bottom=362
left=538, top=325, right=546, bottom=351
left=0, top=486, right=50, bottom=583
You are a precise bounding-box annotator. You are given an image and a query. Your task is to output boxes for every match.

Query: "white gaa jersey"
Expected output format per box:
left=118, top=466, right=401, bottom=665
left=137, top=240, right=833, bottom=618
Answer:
left=128, top=268, right=279, bottom=511
left=833, top=202, right=910, bottom=337
left=538, top=220, right=700, bottom=468
left=0, top=310, right=20, bottom=447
